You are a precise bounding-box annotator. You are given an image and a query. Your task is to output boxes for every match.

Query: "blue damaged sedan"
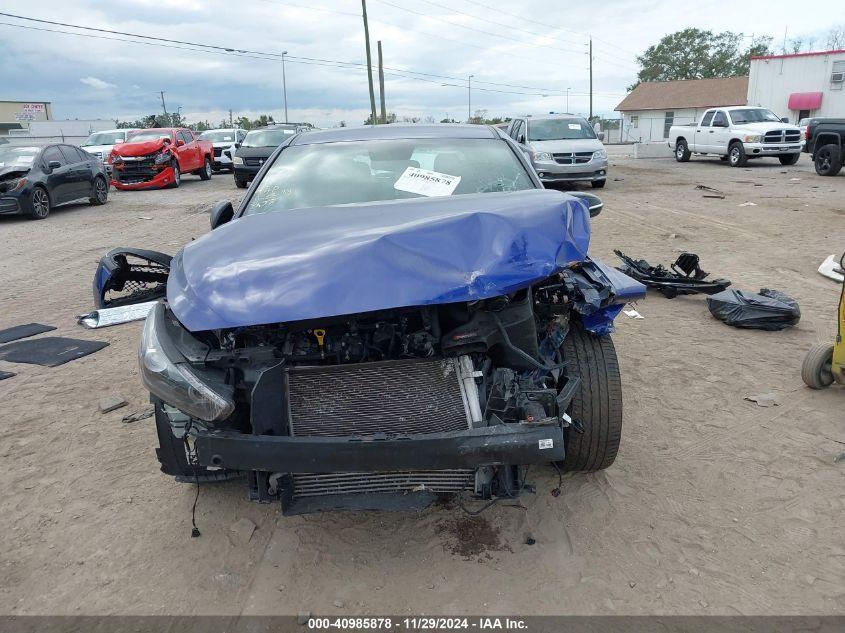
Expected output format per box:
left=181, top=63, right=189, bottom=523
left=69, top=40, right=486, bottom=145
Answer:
left=104, top=124, right=644, bottom=515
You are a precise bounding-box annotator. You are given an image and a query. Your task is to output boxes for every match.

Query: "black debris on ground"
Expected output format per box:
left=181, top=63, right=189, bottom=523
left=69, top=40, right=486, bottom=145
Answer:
left=0, top=323, right=56, bottom=344
left=438, top=515, right=511, bottom=558
left=0, top=337, right=109, bottom=367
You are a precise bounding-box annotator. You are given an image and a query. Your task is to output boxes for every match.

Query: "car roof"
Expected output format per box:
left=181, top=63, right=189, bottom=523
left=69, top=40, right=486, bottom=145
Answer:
left=291, top=124, right=500, bottom=145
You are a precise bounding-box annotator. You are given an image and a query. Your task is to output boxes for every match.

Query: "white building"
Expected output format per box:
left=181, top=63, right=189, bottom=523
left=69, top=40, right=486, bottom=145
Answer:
left=614, top=76, right=748, bottom=143
left=747, top=49, right=845, bottom=122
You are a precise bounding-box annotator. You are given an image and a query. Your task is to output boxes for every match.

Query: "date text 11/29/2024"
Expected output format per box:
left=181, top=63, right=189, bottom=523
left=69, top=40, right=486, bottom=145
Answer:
left=308, top=617, right=528, bottom=630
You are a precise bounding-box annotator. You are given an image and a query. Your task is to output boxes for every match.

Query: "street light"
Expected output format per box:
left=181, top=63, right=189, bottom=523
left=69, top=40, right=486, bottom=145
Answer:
left=281, top=50, right=289, bottom=124
left=566, top=87, right=571, bottom=113
left=467, top=74, right=474, bottom=123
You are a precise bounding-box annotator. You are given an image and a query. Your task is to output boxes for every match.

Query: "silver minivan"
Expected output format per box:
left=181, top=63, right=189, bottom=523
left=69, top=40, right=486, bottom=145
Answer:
left=506, top=115, right=608, bottom=188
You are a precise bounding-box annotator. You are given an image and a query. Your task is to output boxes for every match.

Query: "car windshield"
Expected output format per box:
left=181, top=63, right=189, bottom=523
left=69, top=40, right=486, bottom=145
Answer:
left=82, top=131, right=125, bottom=146
left=199, top=130, right=236, bottom=142
left=729, top=109, right=781, bottom=124
left=127, top=131, right=172, bottom=142
left=243, top=127, right=297, bottom=147
left=243, top=137, right=535, bottom=215
left=0, top=146, right=40, bottom=167
left=528, top=119, right=596, bottom=141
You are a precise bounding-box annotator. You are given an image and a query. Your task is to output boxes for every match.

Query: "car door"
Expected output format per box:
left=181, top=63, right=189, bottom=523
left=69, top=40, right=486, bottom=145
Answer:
left=694, top=110, right=715, bottom=152
left=180, top=130, right=201, bottom=170
left=58, top=145, right=92, bottom=200
left=41, top=145, right=73, bottom=203
left=709, top=110, right=731, bottom=154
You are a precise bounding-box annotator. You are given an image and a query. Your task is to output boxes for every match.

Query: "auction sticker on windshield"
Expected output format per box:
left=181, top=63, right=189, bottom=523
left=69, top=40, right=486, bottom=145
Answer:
left=394, top=166, right=461, bottom=197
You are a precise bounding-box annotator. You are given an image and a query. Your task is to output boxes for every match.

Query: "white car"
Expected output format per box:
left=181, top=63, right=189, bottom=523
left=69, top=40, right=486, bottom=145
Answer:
left=81, top=129, right=140, bottom=170
left=198, top=128, right=247, bottom=171
left=669, top=107, right=802, bottom=167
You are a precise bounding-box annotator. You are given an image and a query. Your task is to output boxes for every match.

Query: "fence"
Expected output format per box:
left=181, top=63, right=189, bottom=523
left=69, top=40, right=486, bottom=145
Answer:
left=614, top=115, right=698, bottom=144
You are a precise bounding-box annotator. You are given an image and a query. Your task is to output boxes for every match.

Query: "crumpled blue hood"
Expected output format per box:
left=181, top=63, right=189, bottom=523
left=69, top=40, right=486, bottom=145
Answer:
left=167, top=189, right=592, bottom=331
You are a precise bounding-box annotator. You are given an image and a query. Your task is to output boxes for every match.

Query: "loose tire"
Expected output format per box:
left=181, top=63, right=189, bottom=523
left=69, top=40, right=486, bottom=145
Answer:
left=801, top=343, right=835, bottom=389
left=170, top=161, right=181, bottom=188
left=779, top=153, right=800, bottom=166
left=728, top=142, right=747, bottom=167
left=153, top=401, right=240, bottom=482
left=235, top=176, right=249, bottom=189
left=675, top=139, right=691, bottom=162
left=198, top=157, right=212, bottom=181
left=557, top=322, right=623, bottom=472
left=814, top=144, right=842, bottom=177
left=89, top=175, right=108, bottom=205
left=28, top=186, right=50, bottom=219
left=591, top=179, right=606, bottom=189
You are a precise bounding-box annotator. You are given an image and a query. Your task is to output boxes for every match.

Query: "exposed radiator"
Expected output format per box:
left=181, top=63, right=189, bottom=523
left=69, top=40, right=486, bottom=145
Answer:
left=285, top=358, right=476, bottom=500
left=287, top=358, right=471, bottom=437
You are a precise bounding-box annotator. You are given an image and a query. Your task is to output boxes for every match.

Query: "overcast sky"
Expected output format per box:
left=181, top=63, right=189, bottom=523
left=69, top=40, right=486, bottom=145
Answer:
left=1, top=0, right=841, bottom=128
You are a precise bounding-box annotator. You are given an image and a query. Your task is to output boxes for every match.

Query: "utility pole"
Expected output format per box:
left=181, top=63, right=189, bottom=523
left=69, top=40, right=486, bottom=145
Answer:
left=566, top=87, right=571, bottom=113
left=159, top=90, right=168, bottom=116
left=588, top=39, right=593, bottom=120
left=229, top=109, right=233, bottom=127
left=377, top=40, right=387, bottom=124
left=467, top=74, right=474, bottom=122
left=361, top=0, right=378, bottom=125
left=281, top=50, right=289, bottom=123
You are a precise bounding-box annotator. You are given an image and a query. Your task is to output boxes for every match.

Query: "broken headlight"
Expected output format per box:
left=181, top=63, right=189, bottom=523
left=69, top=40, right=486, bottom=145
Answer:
left=154, top=151, right=172, bottom=165
left=139, top=303, right=234, bottom=422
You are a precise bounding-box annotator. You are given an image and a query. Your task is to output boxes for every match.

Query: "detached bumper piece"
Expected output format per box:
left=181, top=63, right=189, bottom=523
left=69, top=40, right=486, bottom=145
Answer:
left=615, top=250, right=731, bottom=298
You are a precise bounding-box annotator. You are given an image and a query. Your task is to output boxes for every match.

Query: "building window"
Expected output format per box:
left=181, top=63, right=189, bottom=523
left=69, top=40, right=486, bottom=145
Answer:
left=663, top=111, right=675, bottom=138
left=630, top=115, right=639, bottom=129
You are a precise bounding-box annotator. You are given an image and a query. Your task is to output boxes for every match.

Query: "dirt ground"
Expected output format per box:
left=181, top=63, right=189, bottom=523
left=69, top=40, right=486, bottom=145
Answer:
left=1, top=154, right=843, bottom=616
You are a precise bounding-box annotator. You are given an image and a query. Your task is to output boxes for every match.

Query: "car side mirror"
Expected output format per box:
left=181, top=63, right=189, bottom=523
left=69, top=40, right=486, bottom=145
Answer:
left=47, top=160, right=62, bottom=171
left=597, top=131, right=605, bottom=141
left=234, top=142, right=241, bottom=149
left=176, top=139, right=185, bottom=147
left=210, top=200, right=235, bottom=230
left=569, top=192, right=603, bottom=218
left=781, top=117, right=789, bottom=123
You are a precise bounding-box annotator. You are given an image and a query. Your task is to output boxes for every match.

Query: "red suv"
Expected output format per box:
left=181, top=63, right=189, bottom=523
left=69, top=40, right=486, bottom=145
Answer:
left=110, top=128, right=214, bottom=190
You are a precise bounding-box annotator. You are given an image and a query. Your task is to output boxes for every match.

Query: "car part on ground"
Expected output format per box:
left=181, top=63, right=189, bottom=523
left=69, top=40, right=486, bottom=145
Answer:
left=802, top=253, right=845, bottom=389
left=77, top=301, right=158, bottom=329
left=818, top=254, right=845, bottom=283
left=93, top=248, right=171, bottom=309
left=130, top=124, right=647, bottom=515
left=0, top=337, right=108, bottom=367
left=614, top=250, right=731, bottom=298
left=0, top=323, right=56, bottom=344
left=707, top=288, right=801, bottom=331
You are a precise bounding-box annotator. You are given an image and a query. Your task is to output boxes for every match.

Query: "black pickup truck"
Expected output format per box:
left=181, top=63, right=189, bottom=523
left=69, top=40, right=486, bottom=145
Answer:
left=804, top=118, right=845, bottom=176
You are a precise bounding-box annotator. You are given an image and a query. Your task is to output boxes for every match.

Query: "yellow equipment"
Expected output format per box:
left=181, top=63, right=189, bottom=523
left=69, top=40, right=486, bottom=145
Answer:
left=802, top=254, right=845, bottom=389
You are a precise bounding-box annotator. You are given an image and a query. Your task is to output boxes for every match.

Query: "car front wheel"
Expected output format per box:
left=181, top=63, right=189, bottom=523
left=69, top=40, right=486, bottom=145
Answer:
left=28, top=186, right=51, bottom=219
left=779, top=153, right=800, bottom=166
left=591, top=179, right=606, bottom=189
left=728, top=142, right=747, bottom=167
left=556, top=322, right=623, bottom=472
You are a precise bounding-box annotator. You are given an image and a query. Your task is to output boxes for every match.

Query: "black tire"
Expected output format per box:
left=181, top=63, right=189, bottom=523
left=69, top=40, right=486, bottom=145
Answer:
left=801, top=343, right=835, bottom=389
left=28, top=186, right=50, bottom=219
left=674, top=139, right=691, bottom=162
left=779, top=153, right=800, bottom=166
left=170, top=160, right=181, bottom=188
left=153, top=401, right=240, bottom=482
left=814, top=144, right=842, bottom=177
left=89, top=175, right=109, bottom=205
left=728, top=142, right=747, bottom=167
left=198, top=157, right=212, bottom=181
left=235, top=176, right=249, bottom=189
left=591, top=179, right=606, bottom=189
left=557, top=322, right=623, bottom=472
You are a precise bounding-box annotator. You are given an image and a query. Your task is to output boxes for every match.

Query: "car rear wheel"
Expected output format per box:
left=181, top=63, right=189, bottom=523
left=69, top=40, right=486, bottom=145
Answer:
left=28, top=186, right=50, bottom=219
left=675, top=139, right=691, bottom=162
left=556, top=322, right=623, bottom=472
left=801, top=343, right=835, bottom=389
left=198, top=157, right=212, bottom=181
left=89, top=175, right=108, bottom=205
left=591, top=179, right=606, bottom=189
left=814, top=144, right=842, bottom=177
left=728, top=142, right=747, bottom=167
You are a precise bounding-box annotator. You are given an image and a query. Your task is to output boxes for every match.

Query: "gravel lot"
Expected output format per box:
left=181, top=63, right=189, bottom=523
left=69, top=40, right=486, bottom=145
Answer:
left=1, top=155, right=843, bottom=616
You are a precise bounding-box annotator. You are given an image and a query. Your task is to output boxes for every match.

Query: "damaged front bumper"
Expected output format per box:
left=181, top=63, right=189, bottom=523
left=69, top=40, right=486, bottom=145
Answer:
left=194, top=421, right=565, bottom=473
left=112, top=165, right=176, bottom=190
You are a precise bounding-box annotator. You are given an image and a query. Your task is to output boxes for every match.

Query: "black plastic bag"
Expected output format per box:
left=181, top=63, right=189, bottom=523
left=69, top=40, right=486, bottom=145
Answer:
left=707, top=288, right=800, bottom=331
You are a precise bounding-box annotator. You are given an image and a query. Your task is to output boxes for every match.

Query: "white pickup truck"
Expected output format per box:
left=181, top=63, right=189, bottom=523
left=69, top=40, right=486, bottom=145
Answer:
left=669, top=106, right=803, bottom=167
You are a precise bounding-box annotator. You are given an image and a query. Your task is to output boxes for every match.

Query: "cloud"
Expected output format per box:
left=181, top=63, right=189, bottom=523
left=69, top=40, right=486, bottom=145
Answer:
left=80, top=76, right=116, bottom=91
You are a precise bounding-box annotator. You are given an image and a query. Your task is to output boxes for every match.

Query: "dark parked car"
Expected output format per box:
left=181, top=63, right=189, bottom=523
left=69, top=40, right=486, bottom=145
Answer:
left=232, top=124, right=301, bottom=188
left=97, top=125, right=644, bottom=515
left=0, top=144, right=109, bottom=219
left=804, top=118, right=845, bottom=176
